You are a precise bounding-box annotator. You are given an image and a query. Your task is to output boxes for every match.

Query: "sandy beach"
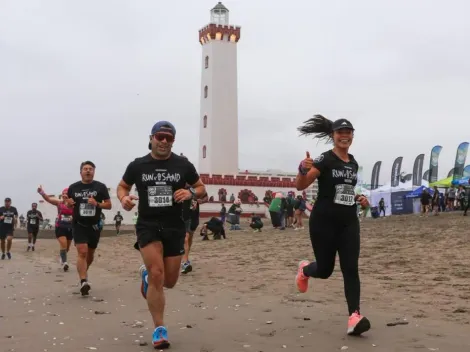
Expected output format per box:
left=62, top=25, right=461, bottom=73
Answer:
left=2, top=213, right=469, bottom=351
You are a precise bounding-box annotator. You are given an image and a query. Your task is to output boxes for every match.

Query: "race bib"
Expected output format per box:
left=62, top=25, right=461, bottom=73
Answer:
left=30, top=219, right=37, bottom=225
left=61, top=215, right=72, bottom=222
left=79, top=203, right=96, bottom=217
left=4, top=217, right=13, bottom=224
left=147, top=186, right=173, bottom=207
left=334, top=184, right=356, bottom=206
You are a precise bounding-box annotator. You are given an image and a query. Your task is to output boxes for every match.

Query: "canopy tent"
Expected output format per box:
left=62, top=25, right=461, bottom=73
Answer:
left=430, top=176, right=453, bottom=188
left=405, top=185, right=434, bottom=198
left=452, top=176, right=470, bottom=186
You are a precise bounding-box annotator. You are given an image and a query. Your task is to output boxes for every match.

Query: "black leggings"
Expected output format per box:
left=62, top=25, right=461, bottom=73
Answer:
left=303, top=216, right=361, bottom=315
left=379, top=207, right=385, bottom=216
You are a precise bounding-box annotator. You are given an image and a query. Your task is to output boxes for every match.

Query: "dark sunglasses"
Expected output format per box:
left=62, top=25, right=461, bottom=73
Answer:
left=153, top=133, right=174, bottom=143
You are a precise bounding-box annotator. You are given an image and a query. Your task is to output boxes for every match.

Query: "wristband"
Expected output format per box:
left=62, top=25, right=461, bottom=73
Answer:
left=298, top=162, right=308, bottom=176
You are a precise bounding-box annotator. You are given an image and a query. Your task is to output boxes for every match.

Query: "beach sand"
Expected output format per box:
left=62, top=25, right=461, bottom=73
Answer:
left=1, top=212, right=469, bottom=351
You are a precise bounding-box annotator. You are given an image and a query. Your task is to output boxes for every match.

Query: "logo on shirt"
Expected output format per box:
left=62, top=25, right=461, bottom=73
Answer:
left=313, top=155, right=324, bottom=163
left=142, top=172, right=181, bottom=184
left=332, top=169, right=357, bottom=184
left=74, top=190, right=98, bottom=198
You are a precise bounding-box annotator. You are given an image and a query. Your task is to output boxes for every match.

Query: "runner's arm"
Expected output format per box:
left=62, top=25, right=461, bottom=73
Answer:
left=190, top=179, right=207, bottom=200
left=97, top=185, right=112, bottom=210
left=117, top=179, right=133, bottom=201
left=13, top=208, right=18, bottom=228
left=39, top=191, right=61, bottom=206
left=185, top=159, right=206, bottom=199
left=296, top=167, right=320, bottom=191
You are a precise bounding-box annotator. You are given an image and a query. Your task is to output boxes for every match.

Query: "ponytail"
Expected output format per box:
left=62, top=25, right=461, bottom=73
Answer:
left=297, top=114, right=334, bottom=143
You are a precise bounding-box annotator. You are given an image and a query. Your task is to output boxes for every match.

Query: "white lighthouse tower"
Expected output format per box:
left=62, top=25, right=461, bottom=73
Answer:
left=198, top=2, right=241, bottom=175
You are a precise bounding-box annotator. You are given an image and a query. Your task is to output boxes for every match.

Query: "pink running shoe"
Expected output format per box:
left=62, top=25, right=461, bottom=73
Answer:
left=347, top=311, right=371, bottom=336
left=295, top=260, right=310, bottom=293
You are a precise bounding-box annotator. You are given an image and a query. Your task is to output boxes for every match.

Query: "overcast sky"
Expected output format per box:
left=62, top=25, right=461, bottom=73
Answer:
left=1, top=0, right=469, bottom=211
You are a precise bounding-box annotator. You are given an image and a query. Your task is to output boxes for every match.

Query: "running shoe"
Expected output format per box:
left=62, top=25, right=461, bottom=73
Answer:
left=1, top=253, right=5, bottom=260
left=347, top=311, right=371, bottom=336
left=6, top=252, right=11, bottom=260
left=181, top=261, right=192, bottom=274
left=63, top=262, right=69, bottom=272
left=152, top=326, right=170, bottom=349
left=295, top=260, right=310, bottom=293
left=80, top=281, right=91, bottom=296
left=139, top=264, right=148, bottom=299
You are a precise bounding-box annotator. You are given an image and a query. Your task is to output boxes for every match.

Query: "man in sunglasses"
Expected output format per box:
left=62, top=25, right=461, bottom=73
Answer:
left=117, top=120, right=206, bottom=349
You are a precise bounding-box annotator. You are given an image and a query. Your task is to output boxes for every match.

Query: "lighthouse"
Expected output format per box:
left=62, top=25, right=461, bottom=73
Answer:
left=198, top=2, right=241, bottom=175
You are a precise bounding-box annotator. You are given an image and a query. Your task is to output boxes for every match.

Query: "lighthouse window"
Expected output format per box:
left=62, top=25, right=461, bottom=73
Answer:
left=203, top=115, right=207, bottom=128
left=205, top=56, right=209, bottom=69
left=203, top=145, right=207, bottom=158
left=204, top=85, right=208, bottom=98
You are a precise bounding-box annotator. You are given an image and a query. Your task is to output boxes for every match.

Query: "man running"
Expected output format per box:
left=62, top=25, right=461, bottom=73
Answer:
left=26, top=203, right=44, bottom=251
left=0, top=198, right=18, bottom=260
left=66, top=161, right=112, bottom=295
left=181, top=192, right=208, bottom=274
left=113, top=211, right=124, bottom=234
left=38, top=186, right=74, bottom=271
left=117, top=121, right=206, bottom=349
left=295, top=115, right=371, bottom=336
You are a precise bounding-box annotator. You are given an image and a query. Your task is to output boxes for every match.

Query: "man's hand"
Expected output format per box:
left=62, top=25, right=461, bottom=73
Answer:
left=88, top=197, right=98, bottom=207
left=121, top=195, right=138, bottom=211
left=173, top=189, right=192, bottom=203
left=65, top=198, right=76, bottom=208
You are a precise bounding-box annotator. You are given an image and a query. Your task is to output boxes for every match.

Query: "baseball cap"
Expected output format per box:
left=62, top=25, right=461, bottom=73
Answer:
left=148, top=121, right=176, bottom=150
left=332, top=118, right=354, bottom=131
left=5, top=197, right=11, bottom=202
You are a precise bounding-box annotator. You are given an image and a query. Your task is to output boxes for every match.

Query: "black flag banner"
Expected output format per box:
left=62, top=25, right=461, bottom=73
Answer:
left=412, top=154, right=424, bottom=186
left=370, top=161, right=382, bottom=190
left=390, top=157, right=403, bottom=187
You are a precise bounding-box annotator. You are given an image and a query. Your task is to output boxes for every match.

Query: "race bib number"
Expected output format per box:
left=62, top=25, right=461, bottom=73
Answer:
left=79, top=203, right=96, bottom=217
left=30, top=219, right=37, bottom=225
left=148, top=186, right=173, bottom=207
left=4, top=217, right=13, bottom=224
left=61, top=215, right=72, bottom=222
left=334, top=184, right=356, bottom=206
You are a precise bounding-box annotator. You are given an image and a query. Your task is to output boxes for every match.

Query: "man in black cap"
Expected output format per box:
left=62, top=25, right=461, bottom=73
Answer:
left=117, top=120, right=206, bottom=349
left=0, top=198, right=19, bottom=260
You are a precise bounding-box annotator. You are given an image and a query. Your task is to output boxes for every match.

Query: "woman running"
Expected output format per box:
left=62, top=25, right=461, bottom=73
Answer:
left=294, top=114, right=371, bottom=336
left=38, top=185, right=73, bottom=271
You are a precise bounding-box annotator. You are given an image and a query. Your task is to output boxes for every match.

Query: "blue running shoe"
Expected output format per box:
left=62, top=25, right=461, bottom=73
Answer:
left=152, top=326, right=170, bottom=349
left=139, top=264, right=148, bottom=299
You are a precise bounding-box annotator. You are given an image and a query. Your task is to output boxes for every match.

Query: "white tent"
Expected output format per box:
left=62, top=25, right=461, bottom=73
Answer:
left=369, top=180, right=429, bottom=216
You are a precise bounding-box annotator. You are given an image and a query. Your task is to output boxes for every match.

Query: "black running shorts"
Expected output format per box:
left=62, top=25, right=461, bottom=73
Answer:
left=72, top=224, right=101, bottom=249
left=0, top=227, right=14, bottom=239
left=27, top=226, right=39, bottom=236
left=136, top=220, right=185, bottom=257
left=56, top=227, right=73, bottom=241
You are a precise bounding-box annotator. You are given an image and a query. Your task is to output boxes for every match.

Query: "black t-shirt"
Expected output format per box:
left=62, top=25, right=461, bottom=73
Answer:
left=67, top=180, right=110, bottom=226
left=122, top=153, right=199, bottom=226
left=379, top=200, right=385, bottom=208
left=421, top=192, right=432, bottom=205
left=312, top=150, right=359, bottom=220
left=114, top=214, right=124, bottom=223
left=26, top=210, right=43, bottom=228
left=0, top=206, right=18, bottom=230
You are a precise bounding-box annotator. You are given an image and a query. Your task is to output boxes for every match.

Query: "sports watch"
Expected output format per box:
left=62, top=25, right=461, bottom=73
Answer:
left=189, top=187, right=196, bottom=199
